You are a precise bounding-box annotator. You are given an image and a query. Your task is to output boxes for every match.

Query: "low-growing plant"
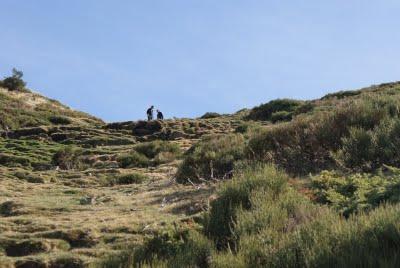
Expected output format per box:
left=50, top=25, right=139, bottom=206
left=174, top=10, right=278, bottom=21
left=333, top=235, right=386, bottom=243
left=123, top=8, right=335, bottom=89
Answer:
left=13, top=171, right=45, bottom=183
left=133, top=140, right=181, bottom=159
left=133, top=228, right=213, bottom=267
left=246, top=99, right=304, bottom=121
left=270, top=110, right=292, bottom=123
left=49, top=115, right=72, bottom=125
left=176, top=134, right=245, bottom=183
left=200, top=112, right=221, bottom=119
left=311, top=169, right=400, bottom=216
left=247, top=96, right=400, bottom=175
left=110, top=172, right=148, bottom=185
left=0, top=68, right=27, bottom=91
left=52, top=146, right=84, bottom=170
left=117, top=151, right=150, bottom=168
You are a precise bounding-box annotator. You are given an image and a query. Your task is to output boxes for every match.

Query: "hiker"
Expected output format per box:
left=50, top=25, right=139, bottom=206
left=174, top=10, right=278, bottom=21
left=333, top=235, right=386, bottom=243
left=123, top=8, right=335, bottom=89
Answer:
left=157, top=110, right=164, bottom=120
left=146, top=105, right=154, bottom=121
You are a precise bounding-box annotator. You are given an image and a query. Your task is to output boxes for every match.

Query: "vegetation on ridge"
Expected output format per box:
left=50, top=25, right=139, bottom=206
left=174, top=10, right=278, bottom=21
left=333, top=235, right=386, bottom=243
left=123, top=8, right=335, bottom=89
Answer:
left=2, top=69, right=400, bottom=267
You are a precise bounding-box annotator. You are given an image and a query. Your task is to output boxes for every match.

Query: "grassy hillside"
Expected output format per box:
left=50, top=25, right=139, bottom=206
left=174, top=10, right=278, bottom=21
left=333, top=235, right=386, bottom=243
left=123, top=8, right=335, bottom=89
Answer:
left=1, top=81, right=400, bottom=267
left=0, top=87, right=103, bottom=129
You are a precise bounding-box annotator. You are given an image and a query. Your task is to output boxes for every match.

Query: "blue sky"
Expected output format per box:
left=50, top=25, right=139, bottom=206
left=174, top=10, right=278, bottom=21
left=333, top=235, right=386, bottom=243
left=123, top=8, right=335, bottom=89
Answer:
left=1, top=1, right=400, bottom=122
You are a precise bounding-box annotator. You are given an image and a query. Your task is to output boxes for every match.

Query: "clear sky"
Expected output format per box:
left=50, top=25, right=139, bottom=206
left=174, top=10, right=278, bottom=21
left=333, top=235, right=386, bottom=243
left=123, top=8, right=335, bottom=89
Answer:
left=1, top=1, right=400, bottom=122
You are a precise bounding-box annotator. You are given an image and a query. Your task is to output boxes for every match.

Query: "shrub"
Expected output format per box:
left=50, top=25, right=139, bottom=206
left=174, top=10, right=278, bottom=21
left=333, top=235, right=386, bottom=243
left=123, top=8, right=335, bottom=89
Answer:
left=247, top=96, right=400, bottom=175
left=311, top=169, right=400, bottom=216
left=117, top=141, right=180, bottom=168
left=334, top=119, right=400, bottom=171
left=200, top=112, right=221, bottom=119
left=49, top=115, right=72, bottom=125
left=133, top=140, right=181, bottom=159
left=246, top=99, right=304, bottom=121
left=176, top=134, right=245, bottom=183
left=117, top=151, right=150, bottom=168
left=132, top=228, right=214, bottom=267
left=0, top=68, right=26, bottom=91
left=321, top=90, right=361, bottom=100
left=204, top=164, right=291, bottom=249
left=52, top=146, right=83, bottom=170
left=270, top=110, right=292, bottom=123
left=0, top=153, right=31, bottom=167
left=110, top=172, right=148, bottom=185
left=153, top=151, right=178, bottom=165
left=234, top=204, right=400, bottom=267
left=14, top=171, right=45, bottom=183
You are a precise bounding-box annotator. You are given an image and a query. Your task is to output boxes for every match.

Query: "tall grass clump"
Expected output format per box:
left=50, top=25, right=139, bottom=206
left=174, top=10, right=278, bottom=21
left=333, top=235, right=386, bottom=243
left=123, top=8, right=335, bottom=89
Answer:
left=117, top=141, right=181, bottom=168
left=176, top=134, right=245, bottom=183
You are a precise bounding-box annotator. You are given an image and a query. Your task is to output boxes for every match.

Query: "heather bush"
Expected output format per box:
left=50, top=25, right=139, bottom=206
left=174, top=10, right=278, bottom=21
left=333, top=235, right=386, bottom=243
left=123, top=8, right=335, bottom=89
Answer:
left=215, top=204, right=400, bottom=268
left=133, top=140, right=181, bottom=160
left=49, top=115, right=72, bottom=125
left=270, top=110, right=292, bottom=123
left=247, top=96, right=400, bottom=175
left=200, top=112, right=221, bottom=119
left=109, top=172, right=148, bottom=185
left=204, top=164, right=300, bottom=249
left=0, top=68, right=27, bottom=92
left=100, top=228, right=213, bottom=267
left=52, top=146, right=84, bottom=170
left=311, top=169, right=400, bottom=216
left=246, top=99, right=303, bottom=121
left=117, top=151, right=150, bottom=168
left=176, top=134, right=245, bottom=183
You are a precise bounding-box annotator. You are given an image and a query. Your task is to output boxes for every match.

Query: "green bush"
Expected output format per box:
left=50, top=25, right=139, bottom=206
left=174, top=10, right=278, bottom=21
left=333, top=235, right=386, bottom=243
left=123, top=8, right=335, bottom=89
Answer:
left=204, top=164, right=291, bottom=249
left=200, top=112, right=221, bottom=119
left=133, top=140, right=181, bottom=159
left=246, top=99, right=304, bottom=121
left=311, top=169, right=400, bottom=216
left=49, top=115, right=72, bottom=125
left=176, top=134, right=245, bottom=183
left=0, top=153, right=31, bottom=167
left=234, top=204, right=400, bottom=268
left=270, top=110, right=292, bottom=123
left=110, top=172, right=148, bottom=185
left=117, top=141, right=180, bottom=168
left=52, top=146, right=83, bottom=170
left=14, top=171, right=45, bottom=183
left=321, top=90, right=361, bottom=100
left=117, top=151, right=150, bottom=168
left=0, top=68, right=26, bottom=91
left=247, top=96, right=400, bottom=175
left=335, top=119, right=400, bottom=171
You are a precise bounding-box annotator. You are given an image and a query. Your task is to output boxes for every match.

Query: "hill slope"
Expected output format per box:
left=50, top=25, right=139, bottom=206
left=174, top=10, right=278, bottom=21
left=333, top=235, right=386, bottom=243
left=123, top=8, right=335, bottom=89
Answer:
left=0, top=87, right=103, bottom=129
left=1, top=81, right=400, bottom=267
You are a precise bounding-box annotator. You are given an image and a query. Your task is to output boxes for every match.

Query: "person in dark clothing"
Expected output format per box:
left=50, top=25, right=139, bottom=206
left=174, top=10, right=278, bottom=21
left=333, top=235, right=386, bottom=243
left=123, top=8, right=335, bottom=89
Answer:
left=157, top=110, right=164, bottom=120
left=146, top=105, right=154, bottom=121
